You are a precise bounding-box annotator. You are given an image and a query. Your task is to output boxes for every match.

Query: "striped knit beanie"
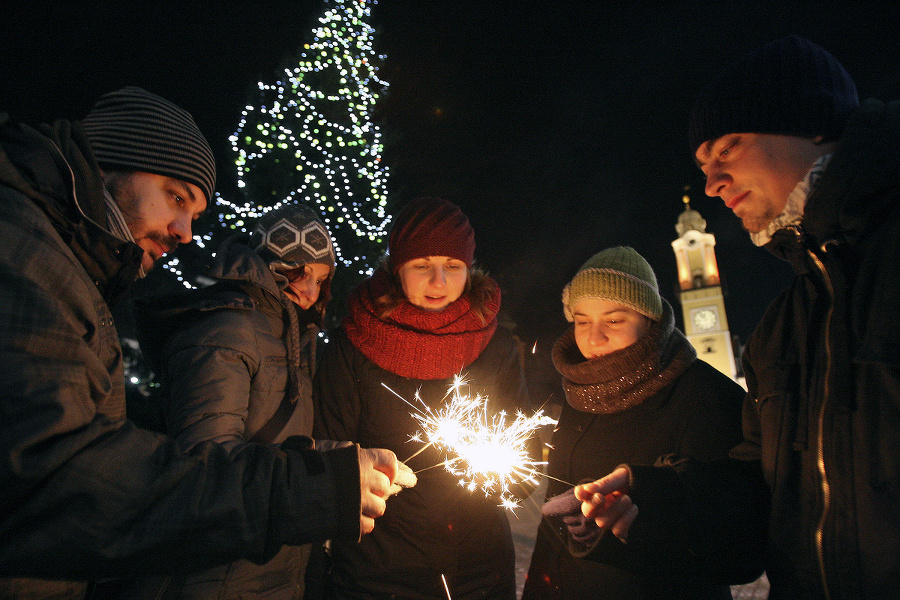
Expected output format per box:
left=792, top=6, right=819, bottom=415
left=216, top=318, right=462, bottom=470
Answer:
left=562, top=247, right=662, bottom=322
left=689, top=35, right=858, bottom=152
left=82, top=87, right=216, bottom=203
left=388, top=197, right=475, bottom=271
left=250, top=203, right=335, bottom=272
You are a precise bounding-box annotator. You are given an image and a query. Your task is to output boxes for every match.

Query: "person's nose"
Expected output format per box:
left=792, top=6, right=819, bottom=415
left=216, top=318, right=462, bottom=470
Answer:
left=704, top=166, right=732, bottom=199
left=297, top=277, right=316, bottom=295
left=589, top=323, right=608, bottom=347
left=170, top=214, right=193, bottom=244
left=429, top=266, right=446, bottom=287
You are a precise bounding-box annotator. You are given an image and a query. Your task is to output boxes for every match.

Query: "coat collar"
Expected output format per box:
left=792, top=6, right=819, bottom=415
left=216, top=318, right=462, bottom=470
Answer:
left=764, top=100, right=900, bottom=269
left=0, top=116, right=142, bottom=306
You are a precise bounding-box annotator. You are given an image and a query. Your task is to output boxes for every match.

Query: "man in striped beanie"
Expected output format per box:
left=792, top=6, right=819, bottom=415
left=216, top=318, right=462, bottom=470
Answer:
left=0, top=88, right=398, bottom=600
left=82, top=86, right=216, bottom=275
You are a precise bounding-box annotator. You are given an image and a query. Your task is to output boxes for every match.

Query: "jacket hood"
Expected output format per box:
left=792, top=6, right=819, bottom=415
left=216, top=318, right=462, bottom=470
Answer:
left=135, top=239, right=279, bottom=374
left=1, top=114, right=79, bottom=227
left=209, top=234, right=284, bottom=299
left=0, top=113, right=142, bottom=305
left=802, top=99, right=900, bottom=248
left=135, top=236, right=318, bottom=375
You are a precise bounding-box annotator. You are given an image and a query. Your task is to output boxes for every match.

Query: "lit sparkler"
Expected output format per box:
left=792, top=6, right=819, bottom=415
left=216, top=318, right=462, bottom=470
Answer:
left=383, top=375, right=556, bottom=508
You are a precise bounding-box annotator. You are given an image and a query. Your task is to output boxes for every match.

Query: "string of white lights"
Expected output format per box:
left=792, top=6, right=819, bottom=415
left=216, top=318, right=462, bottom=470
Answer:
left=164, top=0, right=390, bottom=287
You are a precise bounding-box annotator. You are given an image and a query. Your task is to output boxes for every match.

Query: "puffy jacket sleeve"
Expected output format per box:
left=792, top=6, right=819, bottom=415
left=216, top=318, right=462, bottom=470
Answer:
left=162, top=309, right=260, bottom=452
left=0, top=194, right=362, bottom=580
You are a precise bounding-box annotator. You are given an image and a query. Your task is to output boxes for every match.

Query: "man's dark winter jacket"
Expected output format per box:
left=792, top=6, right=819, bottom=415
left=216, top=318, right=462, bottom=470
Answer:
left=742, top=99, right=900, bottom=599
left=630, top=99, right=900, bottom=600
left=0, top=115, right=362, bottom=597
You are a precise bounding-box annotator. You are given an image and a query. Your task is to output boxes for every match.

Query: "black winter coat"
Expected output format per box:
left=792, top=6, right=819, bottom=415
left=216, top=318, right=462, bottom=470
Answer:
left=741, top=99, right=900, bottom=599
left=628, top=99, right=900, bottom=600
left=0, top=115, right=362, bottom=600
left=313, top=326, right=529, bottom=600
left=522, top=359, right=745, bottom=600
left=131, top=237, right=322, bottom=600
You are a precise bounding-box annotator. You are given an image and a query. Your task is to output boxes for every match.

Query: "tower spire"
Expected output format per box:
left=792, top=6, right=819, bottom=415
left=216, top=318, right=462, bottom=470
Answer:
left=675, top=188, right=708, bottom=237
left=671, top=188, right=739, bottom=382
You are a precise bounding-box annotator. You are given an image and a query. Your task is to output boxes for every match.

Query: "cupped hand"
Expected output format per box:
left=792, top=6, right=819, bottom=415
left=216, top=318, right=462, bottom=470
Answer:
left=358, top=447, right=398, bottom=535
left=575, top=466, right=638, bottom=542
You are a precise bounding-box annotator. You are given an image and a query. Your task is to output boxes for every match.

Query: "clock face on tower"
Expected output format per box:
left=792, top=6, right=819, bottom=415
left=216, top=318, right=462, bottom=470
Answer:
left=692, top=307, right=718, bottom=331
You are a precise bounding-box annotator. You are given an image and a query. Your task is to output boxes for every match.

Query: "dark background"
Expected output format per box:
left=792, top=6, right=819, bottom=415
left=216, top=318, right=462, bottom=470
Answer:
left=3, top=1, right=899, bottom=401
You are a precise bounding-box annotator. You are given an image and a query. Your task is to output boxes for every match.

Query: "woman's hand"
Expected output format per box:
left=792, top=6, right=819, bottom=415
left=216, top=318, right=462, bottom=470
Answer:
left=575, top=466, right=638, bottom=543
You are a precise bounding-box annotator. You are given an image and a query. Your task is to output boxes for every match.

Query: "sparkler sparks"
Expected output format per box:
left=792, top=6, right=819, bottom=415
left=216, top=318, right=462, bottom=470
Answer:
left=383, top=375, right=555, bottom=508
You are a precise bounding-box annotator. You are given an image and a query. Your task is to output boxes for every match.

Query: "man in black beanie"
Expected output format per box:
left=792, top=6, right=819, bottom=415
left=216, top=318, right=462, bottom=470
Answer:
left=575, top=36, right=900, bottom=599
left=0, top=88, right=397, bottom=600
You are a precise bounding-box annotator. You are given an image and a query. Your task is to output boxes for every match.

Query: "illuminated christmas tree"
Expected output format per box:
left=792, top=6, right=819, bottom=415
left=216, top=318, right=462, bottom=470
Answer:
left=225, top=0, right=391, bottom=314
left=137, top=0, right=389, bottom=397
left=163, top=1, right=390, bottom=293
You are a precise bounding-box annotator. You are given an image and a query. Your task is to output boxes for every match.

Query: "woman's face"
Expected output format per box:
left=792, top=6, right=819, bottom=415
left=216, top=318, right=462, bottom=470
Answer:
left=398, top=256, right=468, bottom=312
left=281, top=262, right=331, bottom=309
left=571, top=297, right=652, bottom=359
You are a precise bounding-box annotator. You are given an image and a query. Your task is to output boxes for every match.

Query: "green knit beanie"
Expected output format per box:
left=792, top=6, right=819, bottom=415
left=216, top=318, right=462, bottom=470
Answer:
left=562, top=246, right=662, bottom=322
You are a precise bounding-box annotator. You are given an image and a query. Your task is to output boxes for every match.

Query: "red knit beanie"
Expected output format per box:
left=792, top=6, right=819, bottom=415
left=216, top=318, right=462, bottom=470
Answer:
left=388, top=197, right=475, bottom=271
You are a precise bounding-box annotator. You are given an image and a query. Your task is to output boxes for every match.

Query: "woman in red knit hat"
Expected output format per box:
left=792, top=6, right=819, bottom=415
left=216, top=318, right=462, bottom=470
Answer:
left=312, top=197, right=531, bottom=600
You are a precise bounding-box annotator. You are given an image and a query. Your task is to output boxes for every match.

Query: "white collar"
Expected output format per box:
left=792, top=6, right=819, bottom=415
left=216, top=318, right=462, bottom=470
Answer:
left=751, top=153, right=833, bottom=247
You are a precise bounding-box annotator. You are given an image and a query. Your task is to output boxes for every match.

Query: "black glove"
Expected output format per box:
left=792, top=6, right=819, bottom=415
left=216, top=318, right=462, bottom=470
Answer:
left=541, top=487, right=601, bottom=547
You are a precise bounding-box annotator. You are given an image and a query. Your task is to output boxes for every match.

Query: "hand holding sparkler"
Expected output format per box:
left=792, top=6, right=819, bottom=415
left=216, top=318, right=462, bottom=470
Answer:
left=575, top=466, right=637, bottom=543
left=389, top=461, right=417, bottom=495
left=541, top=487, right=602, bottom=547
left=358, top=447, right=399, bottom=535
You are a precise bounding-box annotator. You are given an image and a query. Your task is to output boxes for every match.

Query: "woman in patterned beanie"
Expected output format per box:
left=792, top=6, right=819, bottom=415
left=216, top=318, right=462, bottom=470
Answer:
left=522, top=246, right=749, bottom=600
left=313, top=197, right=533, bottom=600
left=129, top=203, right=337, bottom=600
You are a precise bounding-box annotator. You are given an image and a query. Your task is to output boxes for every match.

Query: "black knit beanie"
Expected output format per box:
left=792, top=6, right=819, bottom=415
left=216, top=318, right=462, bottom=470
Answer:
left=82, top=87, right=217, bottom=203
left=249, top=203, right=335, bottom=272
left=689, top=35, right=858, bottom=152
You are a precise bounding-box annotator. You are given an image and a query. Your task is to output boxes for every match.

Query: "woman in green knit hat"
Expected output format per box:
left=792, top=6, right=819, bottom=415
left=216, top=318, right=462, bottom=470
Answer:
left=522, top=246, right=750, bottom=600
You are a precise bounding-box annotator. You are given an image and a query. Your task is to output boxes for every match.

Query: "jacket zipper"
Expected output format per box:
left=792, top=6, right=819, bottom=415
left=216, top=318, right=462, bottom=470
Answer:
left=806, top=237, right=834, bottom=600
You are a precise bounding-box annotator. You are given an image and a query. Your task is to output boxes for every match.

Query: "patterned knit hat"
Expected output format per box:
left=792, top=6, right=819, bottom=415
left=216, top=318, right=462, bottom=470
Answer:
left=689, top=35, right=858, bottom=152
left=249, top=203, right=335, bottom=272
left=82, top=86, right=217, bottom=203
left=562, top=246, right=662, bottom=322
left=388, top=197, right=475, bottom=271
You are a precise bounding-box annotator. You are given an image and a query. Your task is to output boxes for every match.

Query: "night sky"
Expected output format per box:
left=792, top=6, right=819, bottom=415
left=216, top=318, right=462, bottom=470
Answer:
left=3, top=1, right=900, bottom=376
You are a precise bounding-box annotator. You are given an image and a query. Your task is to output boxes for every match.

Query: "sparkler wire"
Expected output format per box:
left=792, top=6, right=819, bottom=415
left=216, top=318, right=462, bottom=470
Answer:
left=441, top=574, right=452, bottom=600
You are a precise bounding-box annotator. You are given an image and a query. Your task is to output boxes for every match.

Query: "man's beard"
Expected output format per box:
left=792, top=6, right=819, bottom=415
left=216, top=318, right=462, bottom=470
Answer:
left=104, top=172, right=179, bottom=259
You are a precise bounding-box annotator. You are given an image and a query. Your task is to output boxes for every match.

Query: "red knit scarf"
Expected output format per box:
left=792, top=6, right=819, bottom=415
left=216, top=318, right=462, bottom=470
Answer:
left=343, top=269, right=500, bottom=379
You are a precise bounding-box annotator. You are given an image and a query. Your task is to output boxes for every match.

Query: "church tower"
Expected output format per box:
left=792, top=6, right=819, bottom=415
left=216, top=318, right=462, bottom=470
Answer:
left=671, top=193, right=738, bottom=380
